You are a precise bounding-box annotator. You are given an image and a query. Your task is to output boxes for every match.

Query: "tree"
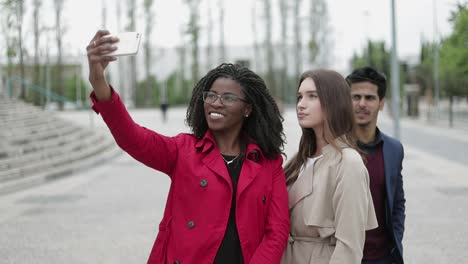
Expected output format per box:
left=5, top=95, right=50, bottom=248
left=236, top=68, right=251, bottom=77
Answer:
left=0, top=0, right=25, bottom=98
left=438, top=2, right=468, bottom=126
left=177, top=43, right=188, bottom=101
left=350, top=40, right=406, bottom=101
left=32, top=0, right=42, bottom=105
left=293, top=0, right=303, bottom=79
left=143, top=0, right=155, bottom=107
left=53, top=0, right=65, bottom=110
left=439, top=3, right=468, bottom=97
left=116, top=0, right=126, bottom=104
left=308, top=0, right=330, bottom=67
left=263, top=0, right=277, bottom=97
left=251, top=1, right=261, bottom=72
left=1, top=0, right=18, bottom=96
left=101, top=0, right=111, bottom=88
left=218, top=0, right=226, bottom=63
left=279, top=0, right=289, bottom=101
left=185, top=0, right=201, bottom=86
left=16, top=0, right=25, bottom=99
left=126, top=0, right=137, bottom=107
left=206, top=0, right=213, bottom=70
left=414, top=41, right=436, bottom=98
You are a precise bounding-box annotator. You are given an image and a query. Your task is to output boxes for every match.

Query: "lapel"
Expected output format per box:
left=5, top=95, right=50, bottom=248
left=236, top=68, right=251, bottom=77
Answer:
left=202, top=148, right=232, bottom=188
left=288, top=163, right=314, bottom=209
left=381, top=133, right=395, bottom=209
left=195, top=131, right=265, bottom=196
left=237, top=142, right=264, bottom=197
left=237, top=157, right=261, bottom=197
left=287, top=141, right=345, bottom=210
left=195, top=131, right=232, bottom=188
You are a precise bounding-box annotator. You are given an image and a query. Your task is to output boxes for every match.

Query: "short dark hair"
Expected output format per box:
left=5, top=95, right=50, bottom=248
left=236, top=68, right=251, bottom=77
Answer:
left=345, top=66, right=387, bottom=99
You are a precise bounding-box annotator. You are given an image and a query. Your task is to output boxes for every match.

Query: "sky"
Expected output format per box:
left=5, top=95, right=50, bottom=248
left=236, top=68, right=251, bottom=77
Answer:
left=7, top=0, right=460, bottom=72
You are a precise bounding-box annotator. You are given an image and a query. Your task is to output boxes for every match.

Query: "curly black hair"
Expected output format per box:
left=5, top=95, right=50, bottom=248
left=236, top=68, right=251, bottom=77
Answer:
left=346, top=66, right=387, bottom=99
left=186, top=63, right=285, bottom=159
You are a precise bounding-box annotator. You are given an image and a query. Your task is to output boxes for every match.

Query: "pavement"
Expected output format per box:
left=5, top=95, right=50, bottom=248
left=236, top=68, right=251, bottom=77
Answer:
left=0, top=106, right=467, bottom=263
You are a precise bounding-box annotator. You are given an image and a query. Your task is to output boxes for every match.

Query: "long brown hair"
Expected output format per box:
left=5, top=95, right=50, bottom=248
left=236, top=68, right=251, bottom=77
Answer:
left=284, top=69, right=359, bottom=185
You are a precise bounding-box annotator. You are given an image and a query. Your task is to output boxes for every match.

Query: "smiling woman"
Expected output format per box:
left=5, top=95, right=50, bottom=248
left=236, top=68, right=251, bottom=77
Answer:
left=86, top=35, right=289, bottom=264
left=201, top=78, right=251, bottom=140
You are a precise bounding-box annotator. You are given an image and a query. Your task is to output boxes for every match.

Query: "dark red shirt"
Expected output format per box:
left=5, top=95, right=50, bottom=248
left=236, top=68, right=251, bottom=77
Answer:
left=359, top=132, right=393, bottom=260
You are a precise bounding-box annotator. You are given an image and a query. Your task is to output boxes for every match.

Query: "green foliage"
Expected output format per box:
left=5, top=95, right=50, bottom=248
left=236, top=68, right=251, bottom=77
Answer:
left=2, top=62, right=87, bottom=108
left=64, top=76, right=88, bottom=104
left=7, top=46, right=16, bottom=57
left=166, top=71, right=191, bottom=105
left=351, top=41, right=391, bottom=78
left=135, top=76, right=159, bottom=107
left=350, top=40, right=406, bottom=98
left=308, top=40, right=319, bottom=65
left=439, top=3, right=468, bottom=96
left=414, top=42, right=436, bottom=95
left=416, top=3, right=468, bottom=98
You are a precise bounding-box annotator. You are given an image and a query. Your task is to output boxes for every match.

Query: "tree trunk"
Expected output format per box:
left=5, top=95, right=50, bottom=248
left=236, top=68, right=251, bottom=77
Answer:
left=251, top=2, right=260, bottom=72
left=279, top=0, right=288, bottom=102
left=177, top=44, right=188, bottom=101
left=449, top=95, right=454, bottom=128
left=206, top=0, right=213, bottom=71
left=18, top=0, right=26, bottom=99
left=293, top=0, right=302, bottom=79
left=144, top=0, right=154, bottom=107
left=33, top=0, right=42, bottom=106
left=127, top=0, right=137, bottom=107
left=54, top=0, right=65, bottom=110
left=186, top=0, right=200, bottom=86
left=218, top=0, right=226, bottom=63
left=116, top=0, right=126, bottom=104
left=264, top=0, right=276, bottom=97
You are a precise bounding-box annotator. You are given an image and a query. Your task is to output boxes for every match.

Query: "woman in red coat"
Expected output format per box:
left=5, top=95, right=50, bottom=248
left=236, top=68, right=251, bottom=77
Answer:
left=86, top=30, right=289, bottom=264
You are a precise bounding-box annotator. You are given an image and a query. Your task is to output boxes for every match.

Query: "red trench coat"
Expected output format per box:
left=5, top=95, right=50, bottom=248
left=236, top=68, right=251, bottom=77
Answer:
left=91, top=90, right=290, bottom=264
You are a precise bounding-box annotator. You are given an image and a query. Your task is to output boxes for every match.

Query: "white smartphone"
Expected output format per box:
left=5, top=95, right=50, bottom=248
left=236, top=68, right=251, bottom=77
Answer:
left=106, top=32, right=142, bottom=56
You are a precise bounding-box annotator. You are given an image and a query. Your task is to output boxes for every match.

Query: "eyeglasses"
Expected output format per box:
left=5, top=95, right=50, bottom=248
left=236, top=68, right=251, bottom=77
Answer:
left=202, top=91, right=247, bottom=106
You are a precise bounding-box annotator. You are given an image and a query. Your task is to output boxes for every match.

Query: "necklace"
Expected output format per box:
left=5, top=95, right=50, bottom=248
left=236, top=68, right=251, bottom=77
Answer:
left=222, top=155, right=239, bottom=165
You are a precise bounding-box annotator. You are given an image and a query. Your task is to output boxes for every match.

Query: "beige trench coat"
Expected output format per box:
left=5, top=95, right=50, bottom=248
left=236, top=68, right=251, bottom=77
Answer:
left=282, top=143, right=378, bottom=264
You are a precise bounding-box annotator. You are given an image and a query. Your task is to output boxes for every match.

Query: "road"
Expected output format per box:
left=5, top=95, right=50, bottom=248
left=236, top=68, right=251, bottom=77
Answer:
left=378, top=115, right=468, bottom=167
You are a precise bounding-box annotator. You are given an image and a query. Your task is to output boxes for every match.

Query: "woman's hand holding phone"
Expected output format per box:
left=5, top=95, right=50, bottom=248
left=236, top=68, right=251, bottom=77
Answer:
left=86, top=30, right=119, bottom=101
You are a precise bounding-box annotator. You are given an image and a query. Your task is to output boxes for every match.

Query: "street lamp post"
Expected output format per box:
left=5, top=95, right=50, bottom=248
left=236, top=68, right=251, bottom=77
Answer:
left=390, top=0, right=400, bottom=140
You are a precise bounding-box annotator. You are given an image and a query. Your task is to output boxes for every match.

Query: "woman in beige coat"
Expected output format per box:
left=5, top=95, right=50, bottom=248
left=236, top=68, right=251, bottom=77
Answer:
left=282, top=70, right=378, bottom=264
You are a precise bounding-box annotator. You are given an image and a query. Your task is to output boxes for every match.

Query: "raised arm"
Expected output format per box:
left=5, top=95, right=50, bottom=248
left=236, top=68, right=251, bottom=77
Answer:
left=86, top=30, right=179, bottom=176
left=86, top=30, right=119, bottom=101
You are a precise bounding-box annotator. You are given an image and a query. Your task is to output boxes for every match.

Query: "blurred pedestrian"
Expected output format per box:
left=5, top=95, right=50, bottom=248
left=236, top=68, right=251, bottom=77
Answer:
left=346, top=66, right=406, bottom=264
left=160, top=97, right=169, bottom=123
left=282, top=69, right=378, bottom=264
left=86, top=30, right=289, bottom=264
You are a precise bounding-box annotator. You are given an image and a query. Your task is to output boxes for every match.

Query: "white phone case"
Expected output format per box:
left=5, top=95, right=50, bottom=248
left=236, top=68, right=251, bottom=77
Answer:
left=106, top=32, right=141, bottom=56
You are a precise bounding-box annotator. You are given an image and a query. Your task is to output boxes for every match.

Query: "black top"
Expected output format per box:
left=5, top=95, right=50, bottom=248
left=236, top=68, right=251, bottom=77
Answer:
left=214, top=155, right=244, bottom=264
left=358, top=128, right=383, bottom=154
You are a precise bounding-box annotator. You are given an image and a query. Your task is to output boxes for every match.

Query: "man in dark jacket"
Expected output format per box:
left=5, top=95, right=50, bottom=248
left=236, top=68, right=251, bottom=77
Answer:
left=346, top=66, right=406, bottom=264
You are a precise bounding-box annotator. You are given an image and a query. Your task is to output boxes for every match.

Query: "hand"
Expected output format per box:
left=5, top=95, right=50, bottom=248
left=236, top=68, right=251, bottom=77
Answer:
left=86, top=30, right=119, bottom=100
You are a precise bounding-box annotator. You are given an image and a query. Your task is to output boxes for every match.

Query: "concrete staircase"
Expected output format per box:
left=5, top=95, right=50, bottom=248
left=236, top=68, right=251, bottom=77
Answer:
left=0, top=95, right=119, bottom=195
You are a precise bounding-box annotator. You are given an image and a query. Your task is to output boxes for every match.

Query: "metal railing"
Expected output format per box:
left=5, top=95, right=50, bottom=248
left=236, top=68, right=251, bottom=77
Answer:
left=3, top=76, right=96, bottom=129
left=6, top=76, right=88, bottom=110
